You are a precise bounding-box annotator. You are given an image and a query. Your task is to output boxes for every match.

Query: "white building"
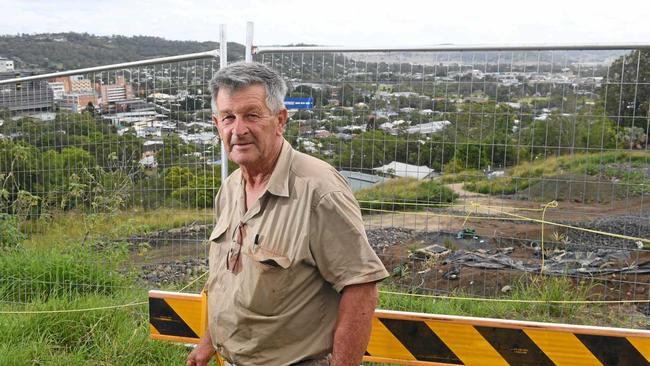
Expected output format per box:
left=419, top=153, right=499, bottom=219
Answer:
left=405, top=121, right=451, bottom=135
left=0, top=57, right=14, bottom=72
left=48, top=82, right=66, bottom=100
left=103, top=111, right=164, bottom=126
left=373, top=161, right=436, bottom=180
left=181, top=132, right=217, bottom=146
left=139, top=154, right=158, bottom=169
left=105, top=85, right=128, bottom=103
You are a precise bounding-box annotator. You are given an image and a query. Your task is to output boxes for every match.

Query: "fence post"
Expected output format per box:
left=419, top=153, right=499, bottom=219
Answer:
left=219, top=24, right=229, bottom=184
left=245, top=22, right=254, bottom=63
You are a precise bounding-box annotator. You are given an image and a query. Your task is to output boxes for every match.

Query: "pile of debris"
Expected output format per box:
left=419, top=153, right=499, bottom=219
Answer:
left=409, top=242, right=648, bottom=277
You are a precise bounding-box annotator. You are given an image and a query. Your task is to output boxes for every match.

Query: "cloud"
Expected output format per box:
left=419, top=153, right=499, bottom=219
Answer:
left=1, top=0, right=649, bottom=47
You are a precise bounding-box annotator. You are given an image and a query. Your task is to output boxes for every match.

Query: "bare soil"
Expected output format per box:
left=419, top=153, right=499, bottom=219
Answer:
left=364, top=186, right=650, bottom=328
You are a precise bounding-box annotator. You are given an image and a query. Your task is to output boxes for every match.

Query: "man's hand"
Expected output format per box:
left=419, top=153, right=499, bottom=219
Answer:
left=186, top=331, right=216, bottom=366
left=330, top=282, right=378, bottom=366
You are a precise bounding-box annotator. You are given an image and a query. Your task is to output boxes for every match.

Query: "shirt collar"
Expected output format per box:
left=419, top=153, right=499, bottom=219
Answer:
left=265, top=139, right=293, bottom=198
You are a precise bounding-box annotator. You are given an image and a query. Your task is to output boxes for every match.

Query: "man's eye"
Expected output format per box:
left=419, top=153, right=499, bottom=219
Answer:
left=246, top=114, right=260, bottom=120
left=221, top=115, right=235, bottom=123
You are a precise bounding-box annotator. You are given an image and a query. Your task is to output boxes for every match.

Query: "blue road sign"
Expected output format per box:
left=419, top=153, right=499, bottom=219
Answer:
left=284, top=97, right=314, bottom=110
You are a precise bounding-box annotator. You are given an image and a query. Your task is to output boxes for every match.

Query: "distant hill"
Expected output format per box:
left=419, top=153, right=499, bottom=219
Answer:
left=0, top=32, right=245, bottom=71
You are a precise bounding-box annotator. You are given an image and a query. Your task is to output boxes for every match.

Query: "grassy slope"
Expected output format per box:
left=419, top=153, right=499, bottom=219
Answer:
left=355, top=177, right=459, bottom=210
left=455, top=151, right=649, bottom=199
left=22, top=207, right=213, bottom=248
left=1, top=209, right=207, bottom=365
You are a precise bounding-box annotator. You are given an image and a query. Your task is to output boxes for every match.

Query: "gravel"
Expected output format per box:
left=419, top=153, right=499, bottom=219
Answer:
left=366, top=227, right=415, bottom=250
left=129, top=223, right=211, bottom=246
left=140, top=258, right=208, bottom=287
left=565, top=214, right=650, bottom=249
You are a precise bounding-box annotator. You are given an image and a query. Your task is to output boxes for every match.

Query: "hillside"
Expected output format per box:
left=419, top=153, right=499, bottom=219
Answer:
left=0, top=32, right=245, bottom=71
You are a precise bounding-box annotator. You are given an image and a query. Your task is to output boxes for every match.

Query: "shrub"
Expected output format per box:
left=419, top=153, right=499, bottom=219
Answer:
left=0, top=214, right=25, bottom=249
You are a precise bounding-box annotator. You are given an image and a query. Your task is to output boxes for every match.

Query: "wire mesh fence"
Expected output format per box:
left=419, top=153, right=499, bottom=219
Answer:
left=0, top=55, right=228, bottom=307
left=1, top=46, right=649, bottom=329
left=256, top=47, right=650, bottom=328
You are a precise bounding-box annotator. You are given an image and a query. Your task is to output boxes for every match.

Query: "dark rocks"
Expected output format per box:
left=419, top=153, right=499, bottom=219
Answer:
left=130, top=223, right=212, bottom=247
left=140, top=258, right=208, bottom=287
left=565, top=214, right=650, bottom=250
left=366, top=227, right=415, bottom=250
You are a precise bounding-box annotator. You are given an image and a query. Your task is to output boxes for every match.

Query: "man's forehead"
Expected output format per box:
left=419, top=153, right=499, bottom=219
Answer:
left=216, top=84, right=267, bottom=110
left=219, top=84, right=266, bottom=99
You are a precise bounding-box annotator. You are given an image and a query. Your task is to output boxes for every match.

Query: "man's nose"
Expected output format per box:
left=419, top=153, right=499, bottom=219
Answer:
left=232, top=116, right=248, bottom=135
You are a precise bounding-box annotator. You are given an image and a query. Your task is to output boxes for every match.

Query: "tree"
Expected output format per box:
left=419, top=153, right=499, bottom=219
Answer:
left=157, top=135, right=197, bottom=168
left=602, top=50, right=650, bottom=132
left=617, top=126, right=647, bottom=149
left=86, top=102, right=96, bottom=116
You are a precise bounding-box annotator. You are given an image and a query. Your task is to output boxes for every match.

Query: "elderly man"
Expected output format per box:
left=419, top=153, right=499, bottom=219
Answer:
left=187, top=62, right=388, bottom=366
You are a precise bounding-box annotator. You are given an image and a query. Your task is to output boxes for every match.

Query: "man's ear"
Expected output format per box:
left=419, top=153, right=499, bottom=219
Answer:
left=212, top=114, right=225, bottom=140
left=277, top=109, right=289, bottom=134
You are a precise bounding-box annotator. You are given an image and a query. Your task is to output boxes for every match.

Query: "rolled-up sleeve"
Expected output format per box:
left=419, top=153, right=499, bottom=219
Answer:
left=309, top=190, right=389, bottom=292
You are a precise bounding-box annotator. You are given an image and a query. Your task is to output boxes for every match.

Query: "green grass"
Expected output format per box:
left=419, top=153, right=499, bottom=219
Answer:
left=0, top=240, right=187, bottom=365
left=437, top=169, right=484, bottom=184
left=0, top=291, right=187, bottom=365
left=0, top=246, right=129, bottom=303
left=457, top=151, right=650, bottom=197
left=379, top=275, right=632, bottom=327
left=355, top=177, right=459, bottom=211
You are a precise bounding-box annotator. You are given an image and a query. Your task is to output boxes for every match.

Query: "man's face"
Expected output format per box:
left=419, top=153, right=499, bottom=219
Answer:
left=213, top=85, right=287, bottom=169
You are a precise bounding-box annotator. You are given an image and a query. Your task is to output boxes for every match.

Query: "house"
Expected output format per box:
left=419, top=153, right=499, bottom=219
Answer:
left=143, top=140, right=164, bottom=152
left=405, top=121, right=451, bottom=135
left=339, top=171, right=387, bottom=191
left=139, top=154, right=158, bottom=169
left=373, top=161, right=436, bottom=180
left=336, top=125, right=366, bottom=134
left=102, top=111, right=164, bottom=127
left=314, top=130, right=332, bottom=138
left=0, top=57, right=14, bottom=72
left=181, top=132, right=217, bottom=147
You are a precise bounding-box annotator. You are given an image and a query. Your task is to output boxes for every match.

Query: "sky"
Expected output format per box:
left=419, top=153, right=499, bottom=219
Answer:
left=1, top=0, right=649, bottom=48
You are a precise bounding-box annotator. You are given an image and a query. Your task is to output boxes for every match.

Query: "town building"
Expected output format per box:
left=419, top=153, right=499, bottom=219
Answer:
left=97, top=76, right=134, bottom=108
left=47, top=82, right=66, bottom=100
left=339, top=170, right=387, bottom=191
left=0, top=57, right=15, bottom=72
left=0, top=71, right=53, bottom=112
left=405, top=120, right=451, bottom=135
left=373, top=161, right=436, bottom=180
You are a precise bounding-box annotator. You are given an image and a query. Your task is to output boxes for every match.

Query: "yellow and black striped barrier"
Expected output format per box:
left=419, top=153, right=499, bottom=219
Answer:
left=149, top=290, right=207, bottom=344
left=149, top=290, right=650, bottom=365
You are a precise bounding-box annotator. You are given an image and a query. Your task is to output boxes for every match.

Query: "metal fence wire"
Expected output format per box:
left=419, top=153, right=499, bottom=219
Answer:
left=1, top=45, right=649, bottom=328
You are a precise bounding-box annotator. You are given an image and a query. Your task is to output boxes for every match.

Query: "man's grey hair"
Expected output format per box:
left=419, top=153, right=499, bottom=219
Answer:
left=210, top=62, right=288, bottom=115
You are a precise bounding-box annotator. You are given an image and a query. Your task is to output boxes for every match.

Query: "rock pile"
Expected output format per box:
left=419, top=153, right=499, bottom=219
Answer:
left=566, top=214, right=650, bottom=249
left=140, top=258, right=208, bottom=287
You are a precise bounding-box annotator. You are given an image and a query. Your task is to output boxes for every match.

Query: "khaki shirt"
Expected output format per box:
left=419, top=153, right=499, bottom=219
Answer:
left=207, top=140, right=388, bottom=365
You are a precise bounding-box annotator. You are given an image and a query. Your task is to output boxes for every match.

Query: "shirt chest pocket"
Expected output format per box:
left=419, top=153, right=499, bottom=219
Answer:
left=236, top=245, right=292, bottom=316
left=207, top=218, right=230, bottom=292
